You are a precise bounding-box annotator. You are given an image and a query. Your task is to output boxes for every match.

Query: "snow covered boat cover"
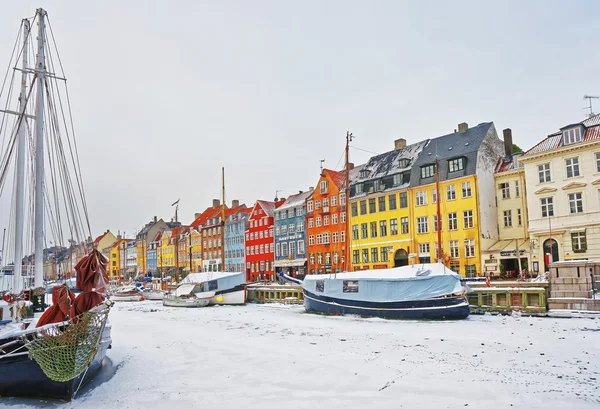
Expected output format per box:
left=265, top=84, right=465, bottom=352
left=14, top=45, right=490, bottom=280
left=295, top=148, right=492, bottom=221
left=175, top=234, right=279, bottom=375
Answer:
left=180, top=271, right=245, bottom=292
left=302, top=263, right=464, bottom=302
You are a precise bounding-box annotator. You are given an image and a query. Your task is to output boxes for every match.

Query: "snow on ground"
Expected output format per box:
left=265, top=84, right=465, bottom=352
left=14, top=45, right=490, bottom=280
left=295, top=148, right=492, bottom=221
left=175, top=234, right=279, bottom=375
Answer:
left=4, top=302, right=600, bottom=409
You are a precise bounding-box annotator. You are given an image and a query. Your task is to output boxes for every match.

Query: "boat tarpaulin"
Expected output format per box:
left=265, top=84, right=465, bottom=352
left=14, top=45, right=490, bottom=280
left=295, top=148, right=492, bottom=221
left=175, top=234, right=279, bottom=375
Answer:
left=181, top=271, right=245, bottom=292
left=70, top=249, right=109, bottom=322
left=174, top=283, right=196, bottom=297
left=36, top=285, right=76, bottom=327
left=302, top=263, right=463, bottom=303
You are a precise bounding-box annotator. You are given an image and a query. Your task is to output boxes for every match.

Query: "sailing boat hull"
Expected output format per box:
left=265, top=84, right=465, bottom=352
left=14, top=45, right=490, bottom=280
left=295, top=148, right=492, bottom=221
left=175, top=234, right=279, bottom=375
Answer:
left=209, top=285, right=247, bottom=305
left=303, top=289, right=470, bottom=320
left=0, top=322, right=112, bottom=401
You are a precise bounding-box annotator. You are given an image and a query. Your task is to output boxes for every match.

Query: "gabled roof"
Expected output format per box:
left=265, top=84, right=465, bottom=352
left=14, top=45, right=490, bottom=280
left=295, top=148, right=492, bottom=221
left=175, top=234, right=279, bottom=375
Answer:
left=353, top=140, right=428, bottom=183
left=93, top=231, right=109, bottom=245
left=190, top=205, right=221, bottom=228
left=524, top=113, right=600, bottom=157
left=276, top=190, right=314, bottom=211
left=324, top=169, right=346, bottom=189
left=255, top=200, right=276, bottom=217
left=494, top=154, right=524, bottom=173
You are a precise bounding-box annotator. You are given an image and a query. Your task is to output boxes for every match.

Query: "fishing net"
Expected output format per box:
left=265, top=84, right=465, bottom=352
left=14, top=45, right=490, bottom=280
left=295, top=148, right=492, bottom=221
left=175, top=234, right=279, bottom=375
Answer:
left=22, top=304, right=110, bottom=382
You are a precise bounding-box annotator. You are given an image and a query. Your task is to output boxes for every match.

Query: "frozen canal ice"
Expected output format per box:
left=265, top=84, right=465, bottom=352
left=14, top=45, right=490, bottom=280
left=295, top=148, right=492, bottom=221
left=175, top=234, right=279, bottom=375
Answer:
left=4, top=302, right=600, bottom=409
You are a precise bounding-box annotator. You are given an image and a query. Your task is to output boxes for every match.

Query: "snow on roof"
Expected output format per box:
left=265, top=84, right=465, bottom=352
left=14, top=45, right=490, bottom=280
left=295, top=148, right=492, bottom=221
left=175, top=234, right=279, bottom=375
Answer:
left=256, top=200, right=276, bottom=217
left=181, top=271, right=244, bottom=284
left=276, top=190, right=314, bottom=212
left=524, top=114, right=600, bottom=156
left=303, top=263, right=460, bottom=281
left=353, top=139, right=428, bottom=183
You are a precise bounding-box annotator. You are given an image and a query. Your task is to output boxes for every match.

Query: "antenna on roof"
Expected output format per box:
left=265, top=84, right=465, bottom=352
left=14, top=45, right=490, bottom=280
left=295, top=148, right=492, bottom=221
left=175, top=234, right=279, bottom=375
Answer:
left=275, top=189, right=282, bottom=202
left=319, top=159, right=325, bottom=175
left=583, top=95, right=599, bottom=118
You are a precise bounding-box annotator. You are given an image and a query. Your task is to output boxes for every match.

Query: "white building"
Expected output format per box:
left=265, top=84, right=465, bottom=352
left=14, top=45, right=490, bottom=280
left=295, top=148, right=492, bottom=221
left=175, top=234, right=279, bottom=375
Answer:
left=520, top=114, right=600, bottom=272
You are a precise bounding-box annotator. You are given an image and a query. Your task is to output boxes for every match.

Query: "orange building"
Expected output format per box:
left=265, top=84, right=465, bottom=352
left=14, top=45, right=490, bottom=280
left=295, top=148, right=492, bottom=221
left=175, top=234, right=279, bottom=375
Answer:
left=306, top=169, right=348, bottom=275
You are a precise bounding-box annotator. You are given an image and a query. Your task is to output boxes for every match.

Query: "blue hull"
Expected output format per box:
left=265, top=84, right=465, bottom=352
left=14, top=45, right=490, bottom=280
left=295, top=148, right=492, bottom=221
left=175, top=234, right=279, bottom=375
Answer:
left=303, top=289, right=470, bottom=320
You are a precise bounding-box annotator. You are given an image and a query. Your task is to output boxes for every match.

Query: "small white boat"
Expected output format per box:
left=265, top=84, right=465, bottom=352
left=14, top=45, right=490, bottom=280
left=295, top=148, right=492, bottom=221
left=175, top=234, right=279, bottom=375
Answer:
left=142, top=288, right=164, bottom=300
left=179, top=272, right=247, bottom=305
left=111, top=286, right=143, bottom=302
left=162, top=283, right=213, bottom=308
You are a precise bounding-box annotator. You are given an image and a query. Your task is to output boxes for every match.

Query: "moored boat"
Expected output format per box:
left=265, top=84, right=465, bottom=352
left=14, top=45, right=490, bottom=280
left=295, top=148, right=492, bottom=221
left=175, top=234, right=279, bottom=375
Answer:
left=179, top=271, right=246, bottom=305
left=302, top=263, right=470, bottom=319
left=111, top=286, right=143, bottom=302
left=142, top=288, right=165, bottom=300
left=162, top=283, right=212, bottom=307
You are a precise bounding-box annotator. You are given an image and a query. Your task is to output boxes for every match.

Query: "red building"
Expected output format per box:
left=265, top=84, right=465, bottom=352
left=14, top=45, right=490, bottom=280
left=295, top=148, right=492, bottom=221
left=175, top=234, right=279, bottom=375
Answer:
left=245, top=199, right=284, bottom=281
left=306, top=169, right=348, bottom=275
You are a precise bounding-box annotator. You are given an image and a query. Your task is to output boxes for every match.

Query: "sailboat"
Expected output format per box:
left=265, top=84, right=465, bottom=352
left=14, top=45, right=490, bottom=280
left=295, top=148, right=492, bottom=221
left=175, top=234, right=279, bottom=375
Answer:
left=302, top=132, right=470, bottom=319
left=0, top=9, right=112, bottom=400
left=165, top=167, right=246, bottom=307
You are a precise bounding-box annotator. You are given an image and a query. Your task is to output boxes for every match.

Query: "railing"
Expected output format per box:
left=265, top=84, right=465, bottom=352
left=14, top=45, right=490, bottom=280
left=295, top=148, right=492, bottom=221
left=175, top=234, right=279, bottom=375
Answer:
left=247, top=284, right=304, bottom=304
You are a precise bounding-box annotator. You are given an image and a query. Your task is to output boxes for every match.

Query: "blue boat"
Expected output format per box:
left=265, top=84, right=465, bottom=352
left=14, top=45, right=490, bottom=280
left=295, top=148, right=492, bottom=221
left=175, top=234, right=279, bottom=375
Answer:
left=302, top=263, right=470, bottom=320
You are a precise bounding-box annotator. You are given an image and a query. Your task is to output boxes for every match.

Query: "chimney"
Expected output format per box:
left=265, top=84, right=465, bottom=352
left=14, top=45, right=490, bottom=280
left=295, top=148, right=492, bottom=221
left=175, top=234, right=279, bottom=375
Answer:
left=503, top=128, right=513, bottom=157
left=153, top=215, right=157, bottom=223
left=232, top=199, right=239, bottom=208
left=194, top=212, right=201, bottom=219
left=458, top=123, right=468, bottom=133
left=346, top=162, right=355, bottom=171
left=394, top=138, right=406, bottom=150
left=309, top=186, right=314, bottom=191
left=212, top=199, right=220, bottom=207
left=298, top=190, right=303, bottom=194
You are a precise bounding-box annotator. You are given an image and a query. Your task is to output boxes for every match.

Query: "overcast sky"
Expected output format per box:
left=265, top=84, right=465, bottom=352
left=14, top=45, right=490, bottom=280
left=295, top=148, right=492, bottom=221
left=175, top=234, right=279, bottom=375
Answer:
left=1, top=0, right=599, bottom=242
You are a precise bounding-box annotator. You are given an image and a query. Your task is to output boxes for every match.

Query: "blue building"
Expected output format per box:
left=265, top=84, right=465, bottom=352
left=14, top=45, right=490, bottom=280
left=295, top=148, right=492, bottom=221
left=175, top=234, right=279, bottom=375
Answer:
left=146, top=232, right=159, bottom=275
left=274, top=190, right=313, bottom=280
left=224, top=204, right=250, bottom=273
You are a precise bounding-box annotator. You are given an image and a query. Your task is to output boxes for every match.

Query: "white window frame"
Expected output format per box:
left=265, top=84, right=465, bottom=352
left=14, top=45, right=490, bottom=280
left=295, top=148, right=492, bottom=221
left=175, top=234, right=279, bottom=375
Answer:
left=446, top=184, right=456, bottom=201
left=540, top=197, right=554, bottom=217
left=565, top=157, right=580, bottom=178
left=538, top=163, right=551, bottom=183
left=568, top=192, right=584, bottom=214
left=461, top=181, right=472, bottom=198
left=417, top=216, right=429, bottom=234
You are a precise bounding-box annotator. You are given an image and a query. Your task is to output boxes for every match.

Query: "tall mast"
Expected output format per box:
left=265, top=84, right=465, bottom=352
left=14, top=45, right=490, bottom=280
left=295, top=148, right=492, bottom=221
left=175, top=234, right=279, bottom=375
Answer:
left=13, top=18, right=30, bottom=293
left=436, top=157, right=442, bottom=263
left=344, top=131, right=353, bottom=273
left=221, top=167, right=226, bottom=272
left=33, top=9, right=47, bottom=288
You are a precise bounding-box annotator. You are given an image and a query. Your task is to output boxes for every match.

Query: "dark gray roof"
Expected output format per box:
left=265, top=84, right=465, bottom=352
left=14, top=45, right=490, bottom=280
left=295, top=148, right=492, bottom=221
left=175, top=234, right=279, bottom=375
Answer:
left=410, top=122, right=494, bottom=187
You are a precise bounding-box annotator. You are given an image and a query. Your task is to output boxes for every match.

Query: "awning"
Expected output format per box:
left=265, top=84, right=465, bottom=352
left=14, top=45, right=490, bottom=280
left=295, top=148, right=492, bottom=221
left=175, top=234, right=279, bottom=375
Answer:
left=274, top=258, right=307, bottom=268
left=174, top=283, right=195, bottom=297
left=485, top=239, right=530, bottom=257
left=485, top=240, right=513, bottom=252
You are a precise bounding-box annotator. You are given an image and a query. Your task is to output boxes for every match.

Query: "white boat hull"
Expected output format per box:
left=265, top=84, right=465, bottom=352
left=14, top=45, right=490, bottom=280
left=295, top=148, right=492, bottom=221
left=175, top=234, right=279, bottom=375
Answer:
left=111, top=294, right=143, bottom=302
left=162, top=297, right=210, bottom=308
left=209, top=289, right=246, bottom=305
left=143, top=291, right=164, bottom=300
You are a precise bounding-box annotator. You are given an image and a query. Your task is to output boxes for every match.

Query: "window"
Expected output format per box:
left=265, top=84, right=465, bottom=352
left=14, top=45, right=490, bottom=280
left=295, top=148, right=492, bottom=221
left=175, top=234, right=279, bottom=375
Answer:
left=353, top=250, right=360, bottom=264
left=450, top=261, right=460, bottom=273
left=323, top=232, right=330, bottom=244
left=320, top=180, right=328, bottom=194
left=465, top=239, right=475, bottom=258
left=465, top=264, right=477, bottom=277
left=332, top=214, right=338, bottom=224
left=325, top=252, right=331, bottom=264
left=515, top=181, right=520, bottom=197
left=307, top=200, right=313, bottom=213
left=281, top=242, right=288, bottom=257
left=362, top=249, right=369, bottom=263
left=389, top=194, right=397, bottom=210
left=370, top=222, right=378, bottom=238
left=310, top=254, right=315, bottom=265
left=463, top=210, right=474, bottom=228
left=380, top=220, right=387, bottom=237
left=324, top=215, right=330, bottom=226
left=373, top=180, right=381, bottom=192
left=289, top=241, right=295, bottom=255
left=355, top=183, right=363, bottom=195
left=289, top=224, right=295, bottom=234
left=446, top=185, right=456, bottom=201
left=343, top=280, right=359, bottom=293
left=369, top=198, right=376, bottom=213
left=538, top=163, right=551, bottom=183
left=280, top=225, right=287, bottom=235
left=341, top=212, right=346, bottom=223
left=340, top=192, right=346, bottom=205
left=298, top=240, right=305, bottom=254
left=309, top=235, right=315, bottom=245
left=361, top=223, right=368, bottom=239
left=417, top=216, right=429, bottom=234
left=380, top=247, right=389, bottom=262
left=316, top=234, right=322, bottom=244
left=596, top=153, right=600, bottom=173
left=568, top=192, right=583, bottom=214
left=315, top=280, right=324, bottom=293
left=418, top=243, right=430, bottom=255
left=390, top=219, right=398, bottom=235
left=433, top=214, right=442, bottom=232
left=517, top=209, right=522, bottom=226
left=378, top=196, right=386, bottom=212
left=371, top=248, right=379, bottom=263
left=333, top=252, right=339, bottom=264
left=421, top=164, right=435, bottom=179
left=401, top=217, right=409, bottom=234
left=446, top=212, right=457, bottom=231
left=322, top=197, right=329, bottom=209
left=308, top=218, right=314, bottom=228
left=360, top=200, right=367, bottom=215
left=393, top=173, right=402, bottom=185
left=316, top=217, right=322, bottom=227
left=416, top=191, right=427, bottom=206
left=449, top=240, right=459, bottom=258
left=563, top=127, right=582, bottom=145
left=331, top=196, right=337, bottom=206
left=462, top=181, right=472, bottom=198
left=503, top=210, right=512, bottom=227
left=572, top=231, right=587, bottom=252
left=352, top=225, right=359, bottom=240
left=565, top=157, right=580, bottom=178
left=400, top=192, right=408, bottom=208
left=432, top=188, right=437, bottom=204
left=317, top=253, right=323, bottom=264
left=275, top=243, right=280, bottom=257
left=315, top=200, right=321, bottom=210
left=332, top=232, right=339, bottom=243
left=540, top=197, right=554, bottom=217
left=434, top=242, right=444, bottom=260
left=448, top=158, right=464, bottom=172
left=499, top=183, right=510, bottom=199
left=351, top=202, right=358, bottom=217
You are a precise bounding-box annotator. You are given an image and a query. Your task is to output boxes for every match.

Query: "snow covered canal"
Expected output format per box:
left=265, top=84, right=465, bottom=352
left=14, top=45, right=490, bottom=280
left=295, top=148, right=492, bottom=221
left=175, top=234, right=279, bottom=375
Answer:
left=5, top=302, right=600, bottom=409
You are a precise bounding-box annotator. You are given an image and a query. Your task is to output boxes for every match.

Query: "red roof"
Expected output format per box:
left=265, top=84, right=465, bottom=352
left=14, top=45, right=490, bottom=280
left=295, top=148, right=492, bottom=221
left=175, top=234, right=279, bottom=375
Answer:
left=524, top=113, right=600, bottom=156
left=190, top=205, right=221, bottom=228
left=324, top=169, right=346, bottom=189
left=93, top=231, right=109, bottom=245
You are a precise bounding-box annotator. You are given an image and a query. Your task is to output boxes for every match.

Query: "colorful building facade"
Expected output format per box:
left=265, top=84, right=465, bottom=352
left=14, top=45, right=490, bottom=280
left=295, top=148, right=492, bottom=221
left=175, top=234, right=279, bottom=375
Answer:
left=306, top=169, right=348, bottom=275
left=225, top=205, right=250, bottom=273
left=245, top=200, right=281, bottom=281
left=274, top=190, right=313, bottom=279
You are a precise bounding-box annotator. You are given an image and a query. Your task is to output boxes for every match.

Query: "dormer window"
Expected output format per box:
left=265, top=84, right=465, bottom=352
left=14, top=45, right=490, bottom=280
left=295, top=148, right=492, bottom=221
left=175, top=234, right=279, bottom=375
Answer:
left=393, top=173, right=402, bottom=185
left=563, top=126, right=583, bottom=145
left=359, top=169, right=369, bottom=179
left=398, top=158, right=410, bottom=168
left=373, top=180, right=381, bottom=191
left=448, top=157, right=465, bottom=173
left=355, top=183, right=364, bottom=194
left=421, top=164, right=436, bottom=179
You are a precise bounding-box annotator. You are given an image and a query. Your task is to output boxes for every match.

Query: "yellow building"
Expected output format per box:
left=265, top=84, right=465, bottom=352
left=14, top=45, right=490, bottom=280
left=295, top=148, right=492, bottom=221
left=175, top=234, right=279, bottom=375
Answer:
left=108, top=238, right=127, bottom=279
left=160, top=230, right=176, bottom=270
left=350, top=122, right=506, bottom=277
left=189, top=228, right=203, bottom=272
